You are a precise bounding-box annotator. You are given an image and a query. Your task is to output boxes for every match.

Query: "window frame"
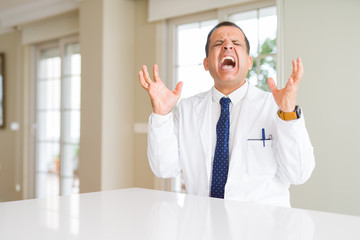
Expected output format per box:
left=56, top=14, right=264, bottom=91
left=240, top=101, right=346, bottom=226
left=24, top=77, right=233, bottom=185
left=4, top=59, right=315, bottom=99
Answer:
left=168, top=0, right=282, bottom=92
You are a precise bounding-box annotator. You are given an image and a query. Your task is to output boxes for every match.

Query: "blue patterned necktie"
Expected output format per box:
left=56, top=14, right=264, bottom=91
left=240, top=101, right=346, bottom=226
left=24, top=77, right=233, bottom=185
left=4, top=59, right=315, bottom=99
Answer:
left=210, top=97, right=231, bottom=199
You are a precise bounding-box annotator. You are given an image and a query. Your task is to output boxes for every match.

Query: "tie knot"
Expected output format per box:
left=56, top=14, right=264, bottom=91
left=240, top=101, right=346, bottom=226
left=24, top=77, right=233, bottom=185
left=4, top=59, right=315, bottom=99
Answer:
left=220, top=97, right=231, bottom=108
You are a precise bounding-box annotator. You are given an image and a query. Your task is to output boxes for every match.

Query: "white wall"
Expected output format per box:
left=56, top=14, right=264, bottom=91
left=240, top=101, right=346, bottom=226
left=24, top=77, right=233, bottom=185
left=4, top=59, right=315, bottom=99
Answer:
left=78, top=0, right=103, bottom=193
left=101, top=0, right=135, bottom=190
left=0, top=31, right=22, bottom=202
left=285, top=0, right=360, bottom=216
left=79, top=0, right=135, bottom=193
left=134, top=0, right=157, bottom=189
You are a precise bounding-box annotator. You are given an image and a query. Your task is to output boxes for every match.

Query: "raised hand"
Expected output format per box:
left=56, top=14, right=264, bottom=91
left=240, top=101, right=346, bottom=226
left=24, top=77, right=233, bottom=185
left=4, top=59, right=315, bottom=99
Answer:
left=139, top=64, right=183, bottom=115
left=267, top=57, right=303, bottom=113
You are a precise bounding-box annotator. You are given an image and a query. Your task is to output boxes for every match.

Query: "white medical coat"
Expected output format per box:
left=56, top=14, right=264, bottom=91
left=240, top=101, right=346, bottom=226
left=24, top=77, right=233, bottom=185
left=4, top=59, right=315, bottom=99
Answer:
left=147, top=83, right=315, bottom=207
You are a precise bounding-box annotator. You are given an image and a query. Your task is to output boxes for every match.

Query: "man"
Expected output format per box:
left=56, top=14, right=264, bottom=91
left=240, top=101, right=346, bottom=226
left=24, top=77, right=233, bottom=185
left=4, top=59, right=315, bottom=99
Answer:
left=138, top=21, right=315, bottom=207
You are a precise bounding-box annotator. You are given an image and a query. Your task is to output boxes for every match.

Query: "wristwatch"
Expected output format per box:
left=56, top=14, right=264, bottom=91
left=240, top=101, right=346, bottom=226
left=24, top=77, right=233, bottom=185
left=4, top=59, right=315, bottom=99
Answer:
left=277, top=105, right=302, bottom=121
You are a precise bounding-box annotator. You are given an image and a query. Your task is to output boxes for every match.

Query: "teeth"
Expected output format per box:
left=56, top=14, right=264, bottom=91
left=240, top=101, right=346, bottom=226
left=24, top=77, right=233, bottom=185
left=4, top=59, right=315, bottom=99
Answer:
left=221, top=56, right=235, bottom=65
left=222, top=65, right=233, bottom=69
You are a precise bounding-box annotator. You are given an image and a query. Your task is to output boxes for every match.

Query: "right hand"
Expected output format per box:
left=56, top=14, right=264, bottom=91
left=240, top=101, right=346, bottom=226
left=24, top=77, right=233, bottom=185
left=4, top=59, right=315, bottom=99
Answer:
left=139, top=64, right=183, bottom=115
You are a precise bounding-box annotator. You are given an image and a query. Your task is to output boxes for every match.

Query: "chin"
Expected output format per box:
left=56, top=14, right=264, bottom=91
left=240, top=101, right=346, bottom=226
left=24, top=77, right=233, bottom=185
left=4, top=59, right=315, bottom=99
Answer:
left=218, top=74, right=239, bottom=82
left=217, top=75, right=245, bottom=87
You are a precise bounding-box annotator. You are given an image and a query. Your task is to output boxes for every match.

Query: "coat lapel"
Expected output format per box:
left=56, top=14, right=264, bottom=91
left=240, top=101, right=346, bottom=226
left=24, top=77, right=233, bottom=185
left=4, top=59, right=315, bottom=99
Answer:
left=235, top=84, right=263, bottom=141
left=228, top=84, right=262, bottom=178
left=194, top=90, right=213, bottom=183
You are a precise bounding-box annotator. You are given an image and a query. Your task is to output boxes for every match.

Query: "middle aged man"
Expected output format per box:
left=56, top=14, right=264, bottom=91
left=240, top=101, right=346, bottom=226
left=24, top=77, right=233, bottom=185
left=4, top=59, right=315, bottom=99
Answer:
left=138, top=21, right=315, bottom=207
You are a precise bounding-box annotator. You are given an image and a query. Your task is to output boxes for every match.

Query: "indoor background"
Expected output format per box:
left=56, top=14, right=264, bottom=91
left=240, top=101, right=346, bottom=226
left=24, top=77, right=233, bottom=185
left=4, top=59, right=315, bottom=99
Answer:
left=0, top=0, right=359, bottom=217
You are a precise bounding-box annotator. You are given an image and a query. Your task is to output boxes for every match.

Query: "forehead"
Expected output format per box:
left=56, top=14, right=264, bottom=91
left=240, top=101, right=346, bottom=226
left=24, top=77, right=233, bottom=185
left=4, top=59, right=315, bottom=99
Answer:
left=210, top=26, right=245, bottom=42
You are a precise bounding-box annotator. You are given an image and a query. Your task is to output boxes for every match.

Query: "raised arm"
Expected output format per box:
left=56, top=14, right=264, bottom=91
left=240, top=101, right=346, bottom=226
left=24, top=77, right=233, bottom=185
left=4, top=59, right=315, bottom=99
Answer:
left=139, top=64, right=183, bottom=115
left=267, top=58, right=315, bottom=184
left=267, top=57, right=303, bottom=113
left=139, top=64, right=183, bottom=178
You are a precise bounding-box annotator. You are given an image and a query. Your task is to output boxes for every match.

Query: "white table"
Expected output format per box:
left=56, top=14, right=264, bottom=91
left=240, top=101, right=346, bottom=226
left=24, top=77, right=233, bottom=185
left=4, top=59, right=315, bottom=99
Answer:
left=0, top=188, right=359, bottom=239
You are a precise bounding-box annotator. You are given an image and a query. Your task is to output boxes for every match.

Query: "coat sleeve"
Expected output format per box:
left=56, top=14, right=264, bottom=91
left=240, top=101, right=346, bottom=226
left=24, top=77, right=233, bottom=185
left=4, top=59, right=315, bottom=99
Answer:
left=147, top=110, right=181, bottom=178
left=275, top=113, right=315, bottom=185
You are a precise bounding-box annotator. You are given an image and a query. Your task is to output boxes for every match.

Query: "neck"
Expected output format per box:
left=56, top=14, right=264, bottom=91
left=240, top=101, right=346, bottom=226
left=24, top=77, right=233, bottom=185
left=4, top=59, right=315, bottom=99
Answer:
left=214, top=80, right=246, bottom=96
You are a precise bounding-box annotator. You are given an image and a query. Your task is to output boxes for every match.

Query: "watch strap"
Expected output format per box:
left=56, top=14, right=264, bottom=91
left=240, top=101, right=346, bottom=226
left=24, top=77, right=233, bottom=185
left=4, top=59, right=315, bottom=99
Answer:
left=277, top=107, right=299, bottom=121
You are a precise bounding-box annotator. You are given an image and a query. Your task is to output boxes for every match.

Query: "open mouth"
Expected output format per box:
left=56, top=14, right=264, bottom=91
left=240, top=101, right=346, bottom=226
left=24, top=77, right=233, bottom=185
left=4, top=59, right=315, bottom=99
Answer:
left=220, top=56, right=236, bottom=70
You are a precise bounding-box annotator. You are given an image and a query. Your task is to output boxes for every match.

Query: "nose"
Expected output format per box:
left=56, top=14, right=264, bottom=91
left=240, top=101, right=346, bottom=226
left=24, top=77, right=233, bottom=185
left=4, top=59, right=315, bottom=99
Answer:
left=223, top=40, right=233, bottom=50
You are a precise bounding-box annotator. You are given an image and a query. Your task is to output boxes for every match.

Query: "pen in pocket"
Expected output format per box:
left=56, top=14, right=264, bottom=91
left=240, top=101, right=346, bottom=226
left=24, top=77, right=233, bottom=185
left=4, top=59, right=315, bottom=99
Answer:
left=247, top=128, right=272, bottom=147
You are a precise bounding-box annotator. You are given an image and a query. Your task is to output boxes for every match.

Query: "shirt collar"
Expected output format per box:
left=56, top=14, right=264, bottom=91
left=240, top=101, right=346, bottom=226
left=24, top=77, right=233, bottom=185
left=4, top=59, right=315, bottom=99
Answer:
left=212, top=80, right=248, bottom=105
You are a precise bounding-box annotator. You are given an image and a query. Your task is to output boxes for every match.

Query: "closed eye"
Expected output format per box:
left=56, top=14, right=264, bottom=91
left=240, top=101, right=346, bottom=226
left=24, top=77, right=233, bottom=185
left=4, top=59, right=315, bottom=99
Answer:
left=213, top=40, right=224, bottom=47
left=232, top=41, right=241, bottom=46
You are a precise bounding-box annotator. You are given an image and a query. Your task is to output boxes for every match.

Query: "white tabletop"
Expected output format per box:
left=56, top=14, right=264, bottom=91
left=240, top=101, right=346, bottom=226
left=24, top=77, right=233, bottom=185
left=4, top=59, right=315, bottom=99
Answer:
left=0, top=188, right=359, bottom=239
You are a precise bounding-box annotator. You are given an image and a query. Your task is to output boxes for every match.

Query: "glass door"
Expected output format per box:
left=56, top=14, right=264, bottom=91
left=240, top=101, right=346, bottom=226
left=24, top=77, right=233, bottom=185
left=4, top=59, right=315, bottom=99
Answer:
left=35, top=39, right=81, bottom=198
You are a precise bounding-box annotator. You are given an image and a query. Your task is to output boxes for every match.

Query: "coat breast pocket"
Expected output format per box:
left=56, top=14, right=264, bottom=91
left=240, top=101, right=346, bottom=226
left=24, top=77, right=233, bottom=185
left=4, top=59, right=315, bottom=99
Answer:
left=245, top=140, right=277, bottom=176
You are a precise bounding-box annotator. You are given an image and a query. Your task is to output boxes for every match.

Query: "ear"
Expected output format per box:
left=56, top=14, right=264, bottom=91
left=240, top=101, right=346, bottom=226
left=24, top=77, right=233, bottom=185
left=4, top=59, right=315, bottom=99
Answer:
left=247, top=56, right=253, bottom=70
left=203, top=58, right=209, bottom=71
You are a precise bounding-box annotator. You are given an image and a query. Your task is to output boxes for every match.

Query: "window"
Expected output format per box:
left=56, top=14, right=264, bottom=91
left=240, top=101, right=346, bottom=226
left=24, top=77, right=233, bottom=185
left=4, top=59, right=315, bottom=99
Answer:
left=35, top=37, right=81, bottom=198
left=229, top=6, right=277, bottom=91
left=169, top=2, right=277, bottom=193
left=175, top=19, right=218, bottom=99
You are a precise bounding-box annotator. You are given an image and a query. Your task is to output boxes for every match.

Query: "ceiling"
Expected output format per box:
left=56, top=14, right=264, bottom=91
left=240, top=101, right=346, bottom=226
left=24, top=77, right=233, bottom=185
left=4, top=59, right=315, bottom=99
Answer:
left=0, top=0, right=79, bottom=34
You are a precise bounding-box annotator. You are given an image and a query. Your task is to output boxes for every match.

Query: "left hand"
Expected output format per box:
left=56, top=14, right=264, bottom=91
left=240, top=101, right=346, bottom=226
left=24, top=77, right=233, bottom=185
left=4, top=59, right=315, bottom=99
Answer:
left=267, top=57, right=303, bottom=112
